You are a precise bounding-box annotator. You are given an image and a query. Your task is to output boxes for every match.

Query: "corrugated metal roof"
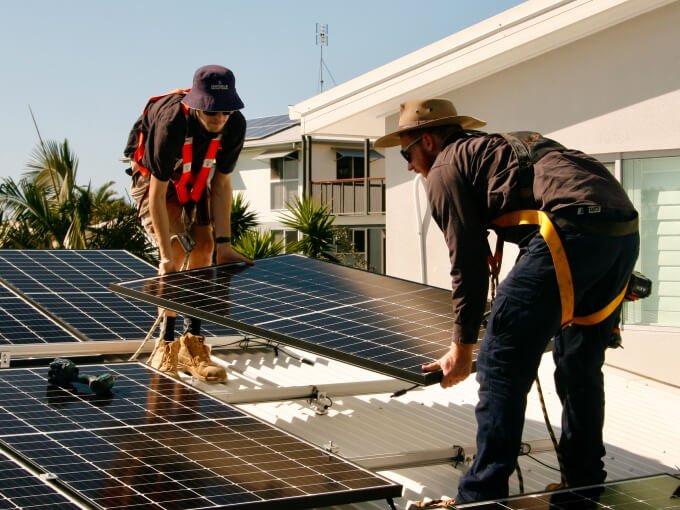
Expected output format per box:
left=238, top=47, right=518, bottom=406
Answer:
left=198, top=344, right=680, bottom=509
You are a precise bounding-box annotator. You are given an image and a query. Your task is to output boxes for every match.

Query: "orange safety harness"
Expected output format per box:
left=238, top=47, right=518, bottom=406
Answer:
left=132, top=89, right=222, bottom=204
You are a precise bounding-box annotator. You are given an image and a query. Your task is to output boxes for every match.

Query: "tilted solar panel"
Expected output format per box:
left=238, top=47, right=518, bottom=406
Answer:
left=0, top=364, right=401, bottom=509
left=0, top=283, right=79, bottom=345
left=454, top=473, right=680, bottom=509
left=111, top=254, right=482, bottom=385
left=0, top=250, right=236, bottom=342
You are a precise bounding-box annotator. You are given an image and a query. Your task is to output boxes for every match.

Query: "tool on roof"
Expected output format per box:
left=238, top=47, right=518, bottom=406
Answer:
left=48, top=358, right=115, bottom=397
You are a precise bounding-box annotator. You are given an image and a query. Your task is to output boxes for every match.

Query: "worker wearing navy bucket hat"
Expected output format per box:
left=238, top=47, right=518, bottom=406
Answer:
left=124, top=65, right=252, bottom=383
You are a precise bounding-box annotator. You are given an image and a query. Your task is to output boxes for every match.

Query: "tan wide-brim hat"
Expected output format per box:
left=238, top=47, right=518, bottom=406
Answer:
left=374, top=98, right=486, bottom=147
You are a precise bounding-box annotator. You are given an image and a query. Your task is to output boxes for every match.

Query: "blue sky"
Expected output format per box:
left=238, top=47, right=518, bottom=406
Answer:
left=0, top=0, right=523, bottom=197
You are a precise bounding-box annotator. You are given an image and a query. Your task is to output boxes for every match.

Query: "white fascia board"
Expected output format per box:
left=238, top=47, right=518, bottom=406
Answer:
left=290, top=0, right=676, bottom=137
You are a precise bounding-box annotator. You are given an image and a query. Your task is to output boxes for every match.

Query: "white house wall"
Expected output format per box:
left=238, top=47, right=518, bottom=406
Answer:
left=386, top=1, right=680, bottom=385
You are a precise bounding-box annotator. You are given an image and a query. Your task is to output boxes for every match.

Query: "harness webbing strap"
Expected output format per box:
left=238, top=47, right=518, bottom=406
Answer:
left=132, top=90, right=221, bottom=204
left=493, top=210, right=627, bottom=328
left=494, top=210, right=574, bottom=327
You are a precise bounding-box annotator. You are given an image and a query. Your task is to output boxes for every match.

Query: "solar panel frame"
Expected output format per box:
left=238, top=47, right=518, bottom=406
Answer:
left=0, top=282, right=80, bottom=345
left=0, top=250, right=237, bottom=342
left=111, top=255, right=481, bottom=385
left=454, top=473, right=680, bottom=509
left=0, top=452, right=82, bottom=509
left=0, top=364, right=402, bottom=509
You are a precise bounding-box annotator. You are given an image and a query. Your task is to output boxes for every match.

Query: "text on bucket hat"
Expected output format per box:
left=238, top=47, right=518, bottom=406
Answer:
left=182, top=65, right=244, bottom=112
left=374, top=99, right=485, bottom=147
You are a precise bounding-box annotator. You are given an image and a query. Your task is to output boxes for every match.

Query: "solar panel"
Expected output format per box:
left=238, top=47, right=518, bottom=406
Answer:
left=0, top=364, right=401, bottom=509
left=0, top=452, right=81, bottom=509
left=111, top=254, right=481, bottom=385
left=245, top=115, right=299, bottom=141
left=454, top=473, right=680, bottom=508
left=0, top=283, right=79, bottom=345
left=0, top=250, right=236, bottom=342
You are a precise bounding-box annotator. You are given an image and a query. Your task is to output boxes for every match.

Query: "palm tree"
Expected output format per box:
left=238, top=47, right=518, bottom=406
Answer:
left=233, top=230, right=283, bottom=260
left=230, top=192, right=258, bottom=242
left=278, top=195, right=338, bottom=262
left=0, top=136, right=154, bottom=262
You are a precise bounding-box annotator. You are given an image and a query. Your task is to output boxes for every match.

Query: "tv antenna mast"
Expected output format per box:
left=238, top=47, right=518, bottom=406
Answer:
left=316, top=23, right=336, bottom=92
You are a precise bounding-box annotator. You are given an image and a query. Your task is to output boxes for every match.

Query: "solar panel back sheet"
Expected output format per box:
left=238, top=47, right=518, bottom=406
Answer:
left=112, top=254, right=479, bottom=385
left=0, top=364, right=401, bottom=509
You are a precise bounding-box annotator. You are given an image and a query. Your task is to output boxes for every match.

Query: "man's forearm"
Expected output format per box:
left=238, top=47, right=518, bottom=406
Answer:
left=211, top=174, right=232, bottom=239
left=148, top=178, right=173, bottom=261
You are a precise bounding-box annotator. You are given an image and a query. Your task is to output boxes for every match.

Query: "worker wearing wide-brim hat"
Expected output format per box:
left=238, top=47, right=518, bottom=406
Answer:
left=124, top=65, right=253, bottom=384
left=379, top=98, right=639, bottom=506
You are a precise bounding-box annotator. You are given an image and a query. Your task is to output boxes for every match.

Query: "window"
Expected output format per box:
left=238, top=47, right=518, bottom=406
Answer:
left=622, top=156, right=680, bottom=327
left=270, top=153, right=298, bottom=210
left=336, top=153, right=365, bottom=180
left=271, top=229, right=299, bottom=253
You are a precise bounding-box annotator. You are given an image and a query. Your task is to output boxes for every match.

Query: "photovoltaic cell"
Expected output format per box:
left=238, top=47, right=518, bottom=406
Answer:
left=455, top=473, right=680, bottom=509
left=0, top=250, right=235, bottom=342
left=0, top=364, right=401, bottom=509
left=111, top=255, right=482, bottom=385
left=245, top=115, right=298, bottom=141
left=0, top=452, right=81, bottom=509
left=0, top=283, right=79, bottom=345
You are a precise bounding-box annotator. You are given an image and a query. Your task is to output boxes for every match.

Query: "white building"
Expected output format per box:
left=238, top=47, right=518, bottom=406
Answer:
left=288, top=0, right=680, bottom=387
left=234, top=115, right=387, bottom=273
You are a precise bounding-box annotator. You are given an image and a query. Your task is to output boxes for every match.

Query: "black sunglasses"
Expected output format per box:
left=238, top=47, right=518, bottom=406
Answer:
left=203, top=110, right=235, bottom=117
left=400, top=135, right=423, bottom=163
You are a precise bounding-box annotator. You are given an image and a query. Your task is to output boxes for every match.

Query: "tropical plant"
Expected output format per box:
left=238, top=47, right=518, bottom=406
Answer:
left=232, top=230, right=284, bottom=260
left=230, top=192, right=258, bottom=242
left=0, top=135, right=154, bottom=262
left=278, top=195, right=338, bottom=262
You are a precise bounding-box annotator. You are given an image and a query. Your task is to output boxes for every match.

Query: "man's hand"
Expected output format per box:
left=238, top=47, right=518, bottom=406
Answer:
left=158, top=258, right=177, bottom=276
left=422, top=343, right=474, bottom=388
left=216, top=243, right=253, bottom=266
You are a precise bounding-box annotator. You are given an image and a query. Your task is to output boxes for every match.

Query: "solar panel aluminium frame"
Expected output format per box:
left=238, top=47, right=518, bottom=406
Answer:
left=111, top=255, right=476, bottom=386
left=454, top=473, right=680, bottom=509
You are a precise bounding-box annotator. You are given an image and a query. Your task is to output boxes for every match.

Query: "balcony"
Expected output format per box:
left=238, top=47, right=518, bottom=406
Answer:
left=312, top=177, right=385, bottom=216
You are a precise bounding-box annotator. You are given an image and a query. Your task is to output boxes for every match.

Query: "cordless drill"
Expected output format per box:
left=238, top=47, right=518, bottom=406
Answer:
left=48, top=358, right=115, bottom=397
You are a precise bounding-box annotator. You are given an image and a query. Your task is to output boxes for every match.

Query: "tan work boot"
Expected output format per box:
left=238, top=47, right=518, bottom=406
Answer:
left=177, top=333, right=227, bottom=383
left=407, top=498, right=457, bottom=509
left=147, top=339, right=180, bottom=377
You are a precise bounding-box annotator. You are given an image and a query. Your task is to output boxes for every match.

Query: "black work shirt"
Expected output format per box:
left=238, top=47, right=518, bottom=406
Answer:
left=124, top=94, right=246, bottom=181
left=427, top=132, right=636, bottom=344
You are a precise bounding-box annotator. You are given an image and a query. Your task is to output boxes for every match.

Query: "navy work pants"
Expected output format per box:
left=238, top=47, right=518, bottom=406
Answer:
left=456, top=228, right=639, bottom=503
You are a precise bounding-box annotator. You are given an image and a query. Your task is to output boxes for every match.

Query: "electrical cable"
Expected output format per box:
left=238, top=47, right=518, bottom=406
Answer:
left=535, top=375, right=567, bottom=485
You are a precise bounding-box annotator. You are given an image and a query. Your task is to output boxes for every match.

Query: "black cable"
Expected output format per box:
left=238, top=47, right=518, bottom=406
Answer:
left=535, top=375, right=568, bottom=485
left=515, top=462, right=525, bottom=494
left=390, top=384, right=420, bottom=398
left=526, top=453, right=561, bottom=472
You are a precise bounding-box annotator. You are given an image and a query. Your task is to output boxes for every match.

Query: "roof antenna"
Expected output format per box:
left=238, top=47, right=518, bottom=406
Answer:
left=316, top=23, right=336, bottom=93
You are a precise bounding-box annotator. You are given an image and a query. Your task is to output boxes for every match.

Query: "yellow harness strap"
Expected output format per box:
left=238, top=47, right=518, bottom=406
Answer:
left=493, top=210, right=627, bottom=328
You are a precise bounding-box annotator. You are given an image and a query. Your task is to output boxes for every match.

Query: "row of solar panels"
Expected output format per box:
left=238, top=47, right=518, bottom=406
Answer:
left=0, top=363, right=676, bottom=510
left=0, top=364, right=401, bottom=509
left=0, top=249, right=477, bottom=385
left=0, top=250, right=234, bottom=345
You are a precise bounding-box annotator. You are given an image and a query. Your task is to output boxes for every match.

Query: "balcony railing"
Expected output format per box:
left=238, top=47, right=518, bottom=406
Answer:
left=311, top=177, right=385, bottom=215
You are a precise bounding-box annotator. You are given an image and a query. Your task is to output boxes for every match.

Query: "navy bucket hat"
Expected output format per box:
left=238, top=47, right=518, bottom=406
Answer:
left=182, top=65, right=244, bottom=112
